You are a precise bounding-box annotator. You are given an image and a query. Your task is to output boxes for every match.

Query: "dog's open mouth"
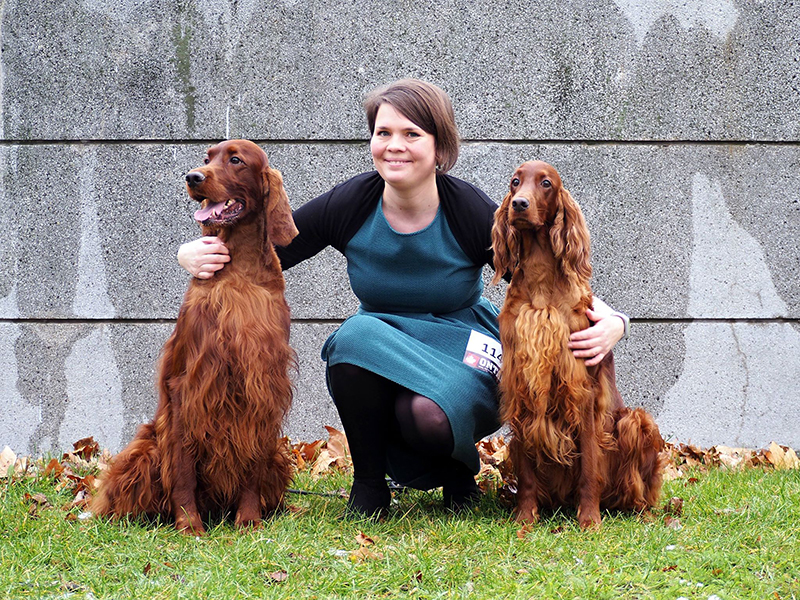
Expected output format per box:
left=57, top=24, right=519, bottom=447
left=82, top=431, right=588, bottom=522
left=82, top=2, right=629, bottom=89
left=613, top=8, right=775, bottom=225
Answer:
left=193, top=198, right=244, bottom=225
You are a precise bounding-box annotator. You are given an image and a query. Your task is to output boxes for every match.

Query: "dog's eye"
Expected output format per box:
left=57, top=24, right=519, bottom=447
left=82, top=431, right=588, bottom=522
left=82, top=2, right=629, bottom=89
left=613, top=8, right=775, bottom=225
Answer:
left=230, top=156, right=241, bottom=164
left=542, top=179, right=552, bottom=188
left=511, top=178, right=520, bottom=188
left=203, top=156, right=210, bottom=165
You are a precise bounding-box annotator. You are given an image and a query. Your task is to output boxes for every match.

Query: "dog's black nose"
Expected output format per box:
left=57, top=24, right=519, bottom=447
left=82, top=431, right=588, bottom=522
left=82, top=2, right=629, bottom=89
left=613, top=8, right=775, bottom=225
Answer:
left=186, top=171, right=206, bottom=187
left=512, top=198, right=529, bottom=212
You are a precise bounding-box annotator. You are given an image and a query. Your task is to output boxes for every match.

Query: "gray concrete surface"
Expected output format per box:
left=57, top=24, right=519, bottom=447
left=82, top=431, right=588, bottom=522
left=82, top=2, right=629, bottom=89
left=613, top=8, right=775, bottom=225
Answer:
left=1, top=0, right=798, bottom=454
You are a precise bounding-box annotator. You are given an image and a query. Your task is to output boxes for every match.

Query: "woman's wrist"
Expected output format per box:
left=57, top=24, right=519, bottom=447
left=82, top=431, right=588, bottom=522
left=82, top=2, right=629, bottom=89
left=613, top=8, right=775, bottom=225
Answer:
left=176, top=243, right=193, bottom=274
left=608, top=310, right=630, bottom=339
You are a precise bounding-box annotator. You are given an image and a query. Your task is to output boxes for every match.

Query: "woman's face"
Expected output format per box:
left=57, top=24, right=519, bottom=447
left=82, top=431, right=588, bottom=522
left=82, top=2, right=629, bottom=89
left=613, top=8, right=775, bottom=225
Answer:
left=370, top=103, right=437, bottom=192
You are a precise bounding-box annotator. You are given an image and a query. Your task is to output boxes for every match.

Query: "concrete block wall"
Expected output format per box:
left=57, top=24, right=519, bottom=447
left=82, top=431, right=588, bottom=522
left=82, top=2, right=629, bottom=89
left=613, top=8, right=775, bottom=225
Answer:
left=2, top=0, right=798, bottom=455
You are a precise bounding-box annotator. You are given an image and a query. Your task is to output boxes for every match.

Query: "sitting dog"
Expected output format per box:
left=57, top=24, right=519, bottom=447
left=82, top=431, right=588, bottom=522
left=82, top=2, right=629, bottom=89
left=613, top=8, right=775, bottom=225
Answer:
left=491, top=160, right=665, bottom=529
left=92, top=140, right=298, bottom=533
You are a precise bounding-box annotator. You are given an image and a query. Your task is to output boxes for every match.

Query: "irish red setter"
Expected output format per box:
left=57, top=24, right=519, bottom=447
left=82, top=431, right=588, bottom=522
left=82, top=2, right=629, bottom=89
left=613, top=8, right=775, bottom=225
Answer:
left=92, top=140, right=298, bottom=534
left=491, top=161, right=664, bottom=529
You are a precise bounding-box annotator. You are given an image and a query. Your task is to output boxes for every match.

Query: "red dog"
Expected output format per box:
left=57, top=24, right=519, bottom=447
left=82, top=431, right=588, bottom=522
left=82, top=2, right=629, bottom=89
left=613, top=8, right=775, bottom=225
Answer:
left=92, top=140, right=298, bottom=533
left=491, top=161, right=664, bottom=529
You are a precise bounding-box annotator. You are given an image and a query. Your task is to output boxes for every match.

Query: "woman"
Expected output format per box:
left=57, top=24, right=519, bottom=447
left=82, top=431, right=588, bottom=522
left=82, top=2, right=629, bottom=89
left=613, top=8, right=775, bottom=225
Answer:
left=178, top=79, right=626, bottom=517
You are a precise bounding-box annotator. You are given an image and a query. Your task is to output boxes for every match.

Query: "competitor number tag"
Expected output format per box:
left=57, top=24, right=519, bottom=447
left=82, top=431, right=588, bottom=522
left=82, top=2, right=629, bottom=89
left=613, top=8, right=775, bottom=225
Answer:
left=462, top=330, right=502, bottom=380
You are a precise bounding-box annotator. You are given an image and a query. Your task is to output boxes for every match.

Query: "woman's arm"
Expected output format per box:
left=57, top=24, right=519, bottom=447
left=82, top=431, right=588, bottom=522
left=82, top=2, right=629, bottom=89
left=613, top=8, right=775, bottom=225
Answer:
left=175, top=201, right=328, bottom=278
left=568, top=297, right=628, bottom=366
left=177, top=173, right=381, bottom=278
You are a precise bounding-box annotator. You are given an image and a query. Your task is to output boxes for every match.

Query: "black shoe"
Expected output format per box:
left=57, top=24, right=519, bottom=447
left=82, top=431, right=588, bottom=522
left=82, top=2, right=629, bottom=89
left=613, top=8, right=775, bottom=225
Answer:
left=344, top=478, right=391, bottom=519
left=442, top=471, right=481, bottom=512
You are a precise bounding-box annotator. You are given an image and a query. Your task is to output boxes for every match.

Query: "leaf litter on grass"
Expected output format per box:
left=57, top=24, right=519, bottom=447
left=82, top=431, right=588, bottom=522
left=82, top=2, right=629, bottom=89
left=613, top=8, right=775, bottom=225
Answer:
left=2, top=429, right=797, bottom=535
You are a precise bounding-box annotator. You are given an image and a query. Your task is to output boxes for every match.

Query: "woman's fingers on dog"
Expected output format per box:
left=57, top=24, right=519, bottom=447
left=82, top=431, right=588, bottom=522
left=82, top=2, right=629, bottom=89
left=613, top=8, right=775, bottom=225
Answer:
left=571, top=312, right=623, bottom=351
left=199, top=258, right=229, bottom=277
left=570, top=343, right=605, bottom=363
left=568, top=326, right=599, bottom=346
left=583, top=352, right=605, bottom=367
left=569, top=325, right=609, bottom=364
left=199, top=236, right=230, bottom=254
left=178, top=237, right=230, bottom=278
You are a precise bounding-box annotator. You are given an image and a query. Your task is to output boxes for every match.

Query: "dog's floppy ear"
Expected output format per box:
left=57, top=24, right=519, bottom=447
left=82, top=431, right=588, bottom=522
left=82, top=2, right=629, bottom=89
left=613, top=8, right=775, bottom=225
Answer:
left=263, top=167, right=298, bottom=247
left=549, top=187, right=592, bottom=282
left=491, top=192, right=518, bottom=285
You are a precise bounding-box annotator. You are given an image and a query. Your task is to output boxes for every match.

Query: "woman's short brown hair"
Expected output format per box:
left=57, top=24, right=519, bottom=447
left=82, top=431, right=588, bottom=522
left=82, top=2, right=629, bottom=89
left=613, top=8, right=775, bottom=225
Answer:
left=364, top=79, right=460, bottom=174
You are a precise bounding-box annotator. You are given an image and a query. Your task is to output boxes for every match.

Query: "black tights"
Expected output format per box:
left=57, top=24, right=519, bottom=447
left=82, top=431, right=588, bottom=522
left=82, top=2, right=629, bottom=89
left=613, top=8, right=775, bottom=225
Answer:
left=327, top=363, right=455, bottom=483
left=328, top=363, right=480, bottom=514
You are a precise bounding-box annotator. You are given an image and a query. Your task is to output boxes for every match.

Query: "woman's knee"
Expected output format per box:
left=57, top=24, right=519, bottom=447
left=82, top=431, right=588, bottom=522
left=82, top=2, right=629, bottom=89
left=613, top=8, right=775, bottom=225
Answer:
left=395, top=392, right=454, bottom=455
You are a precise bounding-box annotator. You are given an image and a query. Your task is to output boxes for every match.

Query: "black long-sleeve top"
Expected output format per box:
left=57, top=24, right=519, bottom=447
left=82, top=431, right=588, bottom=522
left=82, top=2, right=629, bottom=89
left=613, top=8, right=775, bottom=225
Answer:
left=275, top=171, right=500, bottom=273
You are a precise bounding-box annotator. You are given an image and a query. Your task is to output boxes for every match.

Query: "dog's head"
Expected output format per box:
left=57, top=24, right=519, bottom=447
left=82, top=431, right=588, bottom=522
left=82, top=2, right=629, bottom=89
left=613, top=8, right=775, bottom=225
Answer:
left=491, top=160, right=591, bottom=284
left=185, top=139, right=298, bottom=247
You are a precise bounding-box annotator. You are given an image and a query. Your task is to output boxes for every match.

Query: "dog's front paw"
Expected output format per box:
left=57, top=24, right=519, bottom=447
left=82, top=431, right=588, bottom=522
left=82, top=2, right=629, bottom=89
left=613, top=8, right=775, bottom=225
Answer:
left=513, top=506, right=540, bottom=525
left=577, top=506, right=601, bottom=530
left=175, top=512, right=206, bottom=536
left=234, top=513, right=263, bottom=531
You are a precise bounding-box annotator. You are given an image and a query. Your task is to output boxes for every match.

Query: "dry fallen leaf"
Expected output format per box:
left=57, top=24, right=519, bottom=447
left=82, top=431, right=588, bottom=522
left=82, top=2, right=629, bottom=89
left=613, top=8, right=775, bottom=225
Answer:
left=476, top=437, right=509, bottom=465
left=62, top=489, right=91, bottom=512
left=765, top=442, right=800, bottom=470
left=310, top=449, right=337, bottom=478
left=712, top=445, right=751, bottom=470
left=349, top=546, right=384, bottom=562
left=0, top=446, right=16, bottom=478
left=292, top=451, right=305, bottom=471
left=290, top=438, right=326, bottom=472
left=267, top=570, right=289, bottom=583
left=664, top=497, right=684, bottom=516
left=355, top=531, right=375, bottom=546
left=348, top=530, right=382, bottom=562
left=516, top=523, right=534, bottom=538
left=24, top=492, right=52, bottom=518
left=24, top=492, right=52, bottom=508
left=662, top=463, right=683, bottom=482
left=324, top=426, right=351, bottom=467
left=72, top=437, right=100, bottom=460
left=44, top=458, right=64, bottom=479
left=715, top=505, right=748, bottom=516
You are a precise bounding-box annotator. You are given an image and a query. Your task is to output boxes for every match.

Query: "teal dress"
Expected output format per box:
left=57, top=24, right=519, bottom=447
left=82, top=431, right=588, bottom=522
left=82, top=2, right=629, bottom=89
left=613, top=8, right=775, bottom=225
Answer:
left=321, top=199, right=502, bottom=488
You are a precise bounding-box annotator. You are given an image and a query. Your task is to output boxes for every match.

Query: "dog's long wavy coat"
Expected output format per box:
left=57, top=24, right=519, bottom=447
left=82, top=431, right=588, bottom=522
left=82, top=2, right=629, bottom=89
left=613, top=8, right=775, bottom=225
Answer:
left=91, top=140, right=298, bottom=534
left=491, top=161, right=664, bottom=529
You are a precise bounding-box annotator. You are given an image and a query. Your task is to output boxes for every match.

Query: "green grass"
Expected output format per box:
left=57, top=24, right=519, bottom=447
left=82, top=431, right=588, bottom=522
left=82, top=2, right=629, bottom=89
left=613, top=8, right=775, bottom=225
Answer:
left=1, top=466, right=798, bottom=599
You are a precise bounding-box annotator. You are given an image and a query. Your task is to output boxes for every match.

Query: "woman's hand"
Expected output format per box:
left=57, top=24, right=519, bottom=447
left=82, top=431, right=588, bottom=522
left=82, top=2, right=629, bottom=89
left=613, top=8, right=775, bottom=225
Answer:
left=177, top=236, right=230, bottom=279
left=568, top=297, right=625, bottom=366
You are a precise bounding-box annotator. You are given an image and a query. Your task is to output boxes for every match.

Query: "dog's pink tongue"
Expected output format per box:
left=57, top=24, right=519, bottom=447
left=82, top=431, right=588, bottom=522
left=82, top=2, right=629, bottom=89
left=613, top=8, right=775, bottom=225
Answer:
left=194, top=201, right=226, bottom=223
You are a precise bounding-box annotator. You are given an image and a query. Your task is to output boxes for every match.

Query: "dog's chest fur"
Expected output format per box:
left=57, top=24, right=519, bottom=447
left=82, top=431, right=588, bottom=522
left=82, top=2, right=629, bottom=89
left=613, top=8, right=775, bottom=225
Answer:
left=164, top=271, right=292, bottom=495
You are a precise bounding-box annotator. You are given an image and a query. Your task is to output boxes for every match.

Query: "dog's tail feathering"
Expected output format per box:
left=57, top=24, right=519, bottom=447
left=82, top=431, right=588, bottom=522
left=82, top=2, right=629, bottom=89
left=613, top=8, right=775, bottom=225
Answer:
left=90, top=423, right=168, bottom=519
left=605, top=407, right=666, bottom=511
